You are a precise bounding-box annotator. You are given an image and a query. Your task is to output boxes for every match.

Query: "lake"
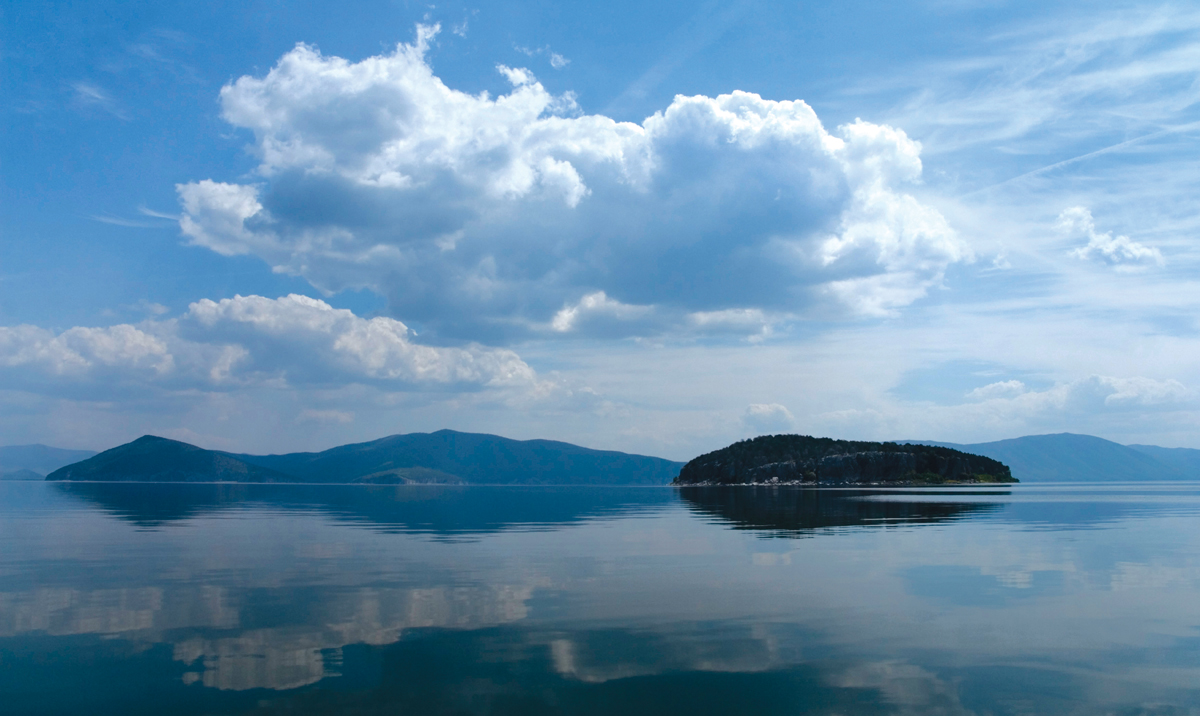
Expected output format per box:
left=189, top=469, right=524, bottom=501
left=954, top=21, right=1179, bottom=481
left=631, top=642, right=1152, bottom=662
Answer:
left=2, top=481, right=1199, bottom=715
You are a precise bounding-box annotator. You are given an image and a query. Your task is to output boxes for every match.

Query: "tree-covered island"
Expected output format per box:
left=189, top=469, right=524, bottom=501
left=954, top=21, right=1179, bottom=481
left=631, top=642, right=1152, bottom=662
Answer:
left=672, top=434, right=1016, bottom=486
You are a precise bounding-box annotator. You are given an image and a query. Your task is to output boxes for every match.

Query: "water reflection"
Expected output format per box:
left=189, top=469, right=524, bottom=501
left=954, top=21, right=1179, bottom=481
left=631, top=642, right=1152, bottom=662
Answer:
left=51, top=482, right=676, bottom=535
left=243, top=626, right=974, bottom=716
left=0, top=583, right=534, bottom=692
left=679, top=486, right=1004, bottom=535
left=2, top=483, right=1200, bottom=715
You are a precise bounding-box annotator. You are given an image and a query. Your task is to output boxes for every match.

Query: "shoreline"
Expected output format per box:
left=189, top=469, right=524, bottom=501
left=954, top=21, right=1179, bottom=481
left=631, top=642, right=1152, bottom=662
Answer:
left=673, top=478, right=1019, bottom=487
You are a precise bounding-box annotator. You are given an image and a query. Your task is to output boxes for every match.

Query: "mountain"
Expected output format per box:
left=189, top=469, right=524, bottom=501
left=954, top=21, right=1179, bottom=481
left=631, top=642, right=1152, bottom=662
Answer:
left=48, top=430, right=685, bottom=485
left=0, top=468, right=46, bottom=481
left=0, top=444, right=96, bottom=475
left=902, top=433, right=1193, bottom=481
left=47, top=436, right=294, bottom=483
left=673, top=434, right=1014, bottom=485
left=236, top=430, right=683, bottom=485
left=1126, top=444, right=1200, bottom=478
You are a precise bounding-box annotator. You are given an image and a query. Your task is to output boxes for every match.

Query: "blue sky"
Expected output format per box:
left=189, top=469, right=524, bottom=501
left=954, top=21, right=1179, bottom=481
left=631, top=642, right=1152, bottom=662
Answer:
left=4, top=0, right=1200, bottom=458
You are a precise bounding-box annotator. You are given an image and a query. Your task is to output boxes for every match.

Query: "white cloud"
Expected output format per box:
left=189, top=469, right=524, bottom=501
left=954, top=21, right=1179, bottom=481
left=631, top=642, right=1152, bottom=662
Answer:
left=1080, top=375, right=1190, bottom=407
left=0, top=324, right=174, bottom=378
left=550, top=292, right=654, bottom=333
left=177, top=25, right=969, bottom=342
left=913, top=375, right=1192, bottom=438
left=514, top=44, right=569, bottom=69
left=960, top=375, right=1189, bottom=416
left=178, top=180, right=271, bottom=257
left=185, top=294, right=538, bottom=387
left=545, top=294, right=782, bottom=341
left=0, top=294, right=542, bottom=394
left=1060, top=207, right=1164, bottom=268
left=743, top=403, right=796, bottom=435
left=686, top=308, right=775, bottom=342
left=966, top=380, right=1026, bottom=401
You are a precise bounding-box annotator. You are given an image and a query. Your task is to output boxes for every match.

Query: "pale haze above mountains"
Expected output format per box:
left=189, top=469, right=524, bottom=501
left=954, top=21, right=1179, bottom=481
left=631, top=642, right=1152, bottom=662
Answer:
left=3, top=1, right=1199, bottom=459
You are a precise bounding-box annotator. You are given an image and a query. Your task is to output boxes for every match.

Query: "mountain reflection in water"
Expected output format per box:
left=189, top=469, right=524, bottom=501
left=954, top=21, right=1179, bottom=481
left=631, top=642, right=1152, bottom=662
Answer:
left=2, top=482, right=1200, bottom=715
left=51, top=482, right=677, bottom=535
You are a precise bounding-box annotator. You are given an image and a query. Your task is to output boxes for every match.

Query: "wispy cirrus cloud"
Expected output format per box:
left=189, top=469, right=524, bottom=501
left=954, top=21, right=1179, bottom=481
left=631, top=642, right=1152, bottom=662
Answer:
left=847, top=4, right=1200, bottom=258
left=870, top=6, right=1200, bottom=161
left=90, top=215, right=161, bottom=228
left=603, top=0, right=753, bottom=117
left=70, top=82, right=129, bottom=120
left=90, top=206, right=181, bottom=229
left=514, top=44, right=570, bottom=69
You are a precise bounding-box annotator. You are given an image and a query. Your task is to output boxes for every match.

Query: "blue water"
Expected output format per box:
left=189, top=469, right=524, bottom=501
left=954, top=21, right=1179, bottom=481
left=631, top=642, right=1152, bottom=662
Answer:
left=2, top=482, right=1199, bottom=714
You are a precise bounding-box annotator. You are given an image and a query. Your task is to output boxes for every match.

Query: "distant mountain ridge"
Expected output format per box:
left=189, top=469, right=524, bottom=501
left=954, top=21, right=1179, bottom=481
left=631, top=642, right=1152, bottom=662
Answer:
left=0, top=444, right=97, bottom=479
left=46, top=430, right=685, bottom=485
left=900, top=433, right=1200, bottom=481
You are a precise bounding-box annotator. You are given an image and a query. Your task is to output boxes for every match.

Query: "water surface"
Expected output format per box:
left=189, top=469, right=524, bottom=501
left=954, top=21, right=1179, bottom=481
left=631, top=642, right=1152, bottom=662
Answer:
left=2, top=482, right=1199, bottom=714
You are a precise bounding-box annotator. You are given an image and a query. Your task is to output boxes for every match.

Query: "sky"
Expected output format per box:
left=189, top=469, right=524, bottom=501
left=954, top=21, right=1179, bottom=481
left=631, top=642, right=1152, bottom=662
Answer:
left=3, top=0, right=1200, bottom=459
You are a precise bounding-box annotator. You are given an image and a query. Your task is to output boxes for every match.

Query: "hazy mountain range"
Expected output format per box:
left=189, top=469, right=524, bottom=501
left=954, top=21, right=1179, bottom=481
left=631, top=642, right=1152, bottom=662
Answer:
left=5, top=432, right=1200, bottom=484
left=901, top=434, right=1200, bottom=481
left=0, top=444, right=97, bottom=480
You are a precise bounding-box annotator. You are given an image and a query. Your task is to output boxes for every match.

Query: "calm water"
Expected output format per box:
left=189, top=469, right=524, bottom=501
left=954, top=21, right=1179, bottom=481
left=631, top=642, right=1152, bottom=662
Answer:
left=2, top=482, right=1200, bottom=715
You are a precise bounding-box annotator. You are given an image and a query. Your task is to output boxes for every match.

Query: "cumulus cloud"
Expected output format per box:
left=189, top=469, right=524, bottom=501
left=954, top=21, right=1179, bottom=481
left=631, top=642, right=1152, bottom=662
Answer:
left=0, top=294, right=542, bottom=396
left=0, top=324, right=174, bottom=380
left=743, top=403, right=797, bottom=434
left=551, top=292, right=654, bottom=334
left=1060, top=207, right=1164, bottom=268
left=177, top=25, right=969, bottom=342
left=184, top=294, right=537, bottom=387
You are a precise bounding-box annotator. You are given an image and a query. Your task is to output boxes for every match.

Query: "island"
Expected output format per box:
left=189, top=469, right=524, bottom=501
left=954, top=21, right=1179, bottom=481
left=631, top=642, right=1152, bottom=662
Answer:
left=672, top=434, right=1016, bottom=486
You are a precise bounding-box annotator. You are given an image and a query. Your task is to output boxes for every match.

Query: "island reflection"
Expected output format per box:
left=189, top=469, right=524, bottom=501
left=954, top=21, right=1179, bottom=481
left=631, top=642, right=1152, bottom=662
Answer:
left=678, top=486, right=1006, bottom=535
